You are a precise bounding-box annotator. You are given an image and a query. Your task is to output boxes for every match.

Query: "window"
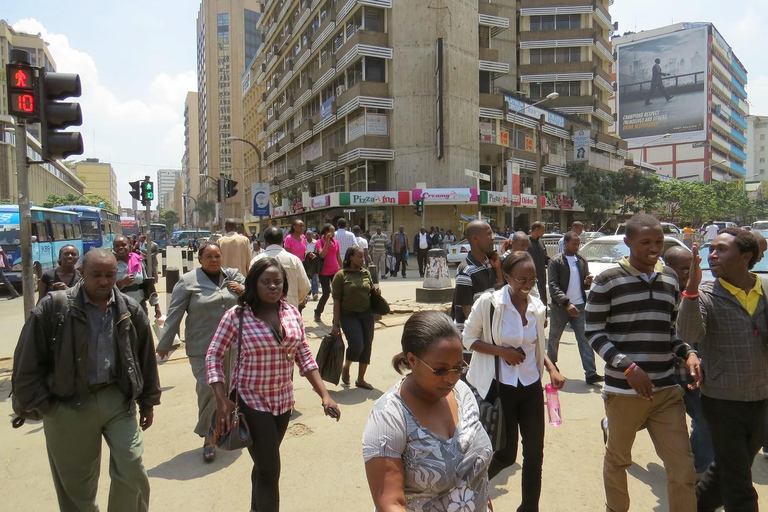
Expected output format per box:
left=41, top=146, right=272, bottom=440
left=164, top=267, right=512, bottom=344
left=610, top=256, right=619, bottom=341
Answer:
left=364, top=7, right=384, bottom=32
left=323, top=170, right=346, bottom=193
left=529, top=81, right=581, bottom=99
left=367, top=161, right=388, bottom=191
left=761, top=146, right=765, bottom=151
left=479, top=70, right=491, bottom=94
left=530, top=14, right=580, bottom=31
left=365, top=57, right=385, bottom=83
left=761, top=157, right=766, bottom=163
left=479, top=26, right=490, bottom=49
left=350, top=163, right=367, bottom=192
left=348, top=60, right=363, bottom=86
left=529, top=47, right=580, bottom=64
left=322, top=123, right=346, bottom=153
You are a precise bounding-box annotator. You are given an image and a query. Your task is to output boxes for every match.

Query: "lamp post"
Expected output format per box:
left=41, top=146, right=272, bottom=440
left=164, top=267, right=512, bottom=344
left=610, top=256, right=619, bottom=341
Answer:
left=508, top=92, right=559, bottom=228
left=183, top=194, right=198, bottom=228
left=677, top=160, right=727, bottom=181
left=227, top=136, right=264, bottom=224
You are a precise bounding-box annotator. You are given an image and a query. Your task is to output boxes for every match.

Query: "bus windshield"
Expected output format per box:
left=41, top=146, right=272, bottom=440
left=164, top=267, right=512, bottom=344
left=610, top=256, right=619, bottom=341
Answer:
left=80, top=219, right=101, bottom=242
left=0, top=226, right=21, bottom=245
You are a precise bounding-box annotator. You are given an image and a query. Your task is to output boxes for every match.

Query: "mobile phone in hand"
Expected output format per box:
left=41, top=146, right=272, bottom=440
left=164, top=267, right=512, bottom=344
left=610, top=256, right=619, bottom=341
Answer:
left=327, top=406, right=340, bottom=418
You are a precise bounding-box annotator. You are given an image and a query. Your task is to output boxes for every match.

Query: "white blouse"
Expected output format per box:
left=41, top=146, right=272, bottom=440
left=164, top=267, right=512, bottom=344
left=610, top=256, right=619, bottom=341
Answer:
left=498, top=288, right=541, bottom=386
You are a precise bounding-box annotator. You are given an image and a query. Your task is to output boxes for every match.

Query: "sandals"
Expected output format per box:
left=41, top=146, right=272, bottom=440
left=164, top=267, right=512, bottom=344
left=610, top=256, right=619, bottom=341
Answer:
left=203, top=443, right=216, bottom=463
left=341, top=372, right=350, bottom=386
left=355, top=380, right=373, bottom=390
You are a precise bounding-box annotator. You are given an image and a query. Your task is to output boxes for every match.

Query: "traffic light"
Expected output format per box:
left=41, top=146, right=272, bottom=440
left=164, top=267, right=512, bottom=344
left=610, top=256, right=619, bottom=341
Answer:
left=129, top=180, right=141, bottom=201
left=141, top=180, right=154, bottom=206
left=6, top=63, right=40, bottom=119
left=226, top=178, right=238, bottom=198
left=39, top=71, right=84, bottom=160
left=414, top=199, right=424, bottom=216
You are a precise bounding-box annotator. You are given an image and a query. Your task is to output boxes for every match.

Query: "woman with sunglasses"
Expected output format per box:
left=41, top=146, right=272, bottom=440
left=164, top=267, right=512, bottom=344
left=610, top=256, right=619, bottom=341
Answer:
left=363, top=311, right=493, bottom=511
left=463, top=251, right=565, bottom=512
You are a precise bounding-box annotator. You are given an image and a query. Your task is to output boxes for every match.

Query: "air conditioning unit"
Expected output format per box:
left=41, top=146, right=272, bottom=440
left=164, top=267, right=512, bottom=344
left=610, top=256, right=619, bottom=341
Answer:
left=336, top=85, right=346, bottom=97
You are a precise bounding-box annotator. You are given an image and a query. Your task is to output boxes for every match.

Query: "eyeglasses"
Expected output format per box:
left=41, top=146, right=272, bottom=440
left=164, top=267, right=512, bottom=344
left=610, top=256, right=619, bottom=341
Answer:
left=512, top=278, right=538, bottom=286
left=416, top=356, right=469, bottom=376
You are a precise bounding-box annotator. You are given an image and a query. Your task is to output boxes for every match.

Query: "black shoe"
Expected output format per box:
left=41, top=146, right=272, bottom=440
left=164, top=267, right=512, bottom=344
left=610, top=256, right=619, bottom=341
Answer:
left=586, top=374, right=605, bottom=385
left=666, top=95, right=674, bottom=101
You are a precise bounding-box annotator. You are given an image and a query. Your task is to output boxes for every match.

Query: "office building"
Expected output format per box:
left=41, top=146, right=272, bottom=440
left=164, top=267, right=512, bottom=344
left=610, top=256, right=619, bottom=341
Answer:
left=196, top=0, right=262, bottom=224
left=73, top=159, right=118, bottom=210
left=746, top=115, right=768, bottom=181
left=243, top=0, right=626, bottom=233
left=611, top=23, right=748, bottom=182
left=157, top=168, right=182, bottom=209
left=183, top=91, right=201, bottom=226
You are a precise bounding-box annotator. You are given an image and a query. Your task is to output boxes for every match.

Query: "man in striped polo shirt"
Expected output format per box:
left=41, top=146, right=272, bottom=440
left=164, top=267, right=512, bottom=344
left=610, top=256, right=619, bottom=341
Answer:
left=585, top=214, right=702, bottom=512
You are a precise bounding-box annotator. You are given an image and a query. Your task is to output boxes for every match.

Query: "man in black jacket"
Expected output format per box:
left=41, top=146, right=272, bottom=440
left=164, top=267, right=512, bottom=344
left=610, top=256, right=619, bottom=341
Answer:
left=527, top=221, right=549, bottom=304
left=547, top=231, right=602, bottom=384
left=12, top=249, right=160, bottom=511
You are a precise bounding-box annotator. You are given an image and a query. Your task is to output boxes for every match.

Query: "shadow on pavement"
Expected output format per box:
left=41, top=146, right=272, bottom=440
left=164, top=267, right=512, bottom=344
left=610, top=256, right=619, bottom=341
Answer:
left=327, top=387, right=383, bottom=406
left=147, top=447, right=243, bottom=480
left=488, top=464, right=520, bottom=500
left=627, top=461, right=667, bottom=510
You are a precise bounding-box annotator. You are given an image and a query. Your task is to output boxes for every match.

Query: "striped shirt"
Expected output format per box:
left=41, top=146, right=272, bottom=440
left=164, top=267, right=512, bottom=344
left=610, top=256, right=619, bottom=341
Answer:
left=370, top=233, right=388, bottom=254
left=585, top=257, right=694, bottom=395
left=452, top=254, right=496, bottom=324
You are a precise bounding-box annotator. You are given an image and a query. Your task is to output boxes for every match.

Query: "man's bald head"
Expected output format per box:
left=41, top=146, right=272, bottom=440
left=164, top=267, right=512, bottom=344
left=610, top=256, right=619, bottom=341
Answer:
left=511, top=231, right=529, bottom=252
left=82, top=249, right=117, bottom=269
left=664, top=245, right=693, bottom=289
left=464, top=220, right=489, bottom=240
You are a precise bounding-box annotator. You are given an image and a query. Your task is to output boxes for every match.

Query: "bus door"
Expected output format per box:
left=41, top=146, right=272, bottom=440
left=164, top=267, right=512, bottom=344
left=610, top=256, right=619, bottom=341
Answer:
left=32, top=220, right=54, bottom=276
left=79, top=216, right=101, bottom=253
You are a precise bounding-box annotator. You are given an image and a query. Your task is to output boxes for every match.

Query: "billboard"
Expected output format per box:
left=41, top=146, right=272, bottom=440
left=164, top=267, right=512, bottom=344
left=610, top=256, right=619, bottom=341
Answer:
left=616, top=27, right=708, bottom=146
left=251, top=182, right=270, bottom=217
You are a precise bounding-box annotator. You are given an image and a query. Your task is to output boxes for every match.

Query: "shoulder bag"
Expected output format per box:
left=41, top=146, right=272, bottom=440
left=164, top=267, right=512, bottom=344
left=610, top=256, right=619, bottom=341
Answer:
left=210, top=307, right=253, bottom=450
left=366, top=269, right=390, bottom=315
left=468, top=302, right=507, bottom=452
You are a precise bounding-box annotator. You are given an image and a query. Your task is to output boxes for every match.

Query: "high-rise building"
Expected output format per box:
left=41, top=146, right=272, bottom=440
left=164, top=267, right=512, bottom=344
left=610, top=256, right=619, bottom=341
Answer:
left=610, top=23, right=748, bottom=183
left=157, top=168, right=182, bottom=209
left=74, top=159, right=118, bottom=210
left=242, top=0, right=626, bottom=233
left=746, top=115, right=768, bottom=181
left=0, top=21, right=85, bottom=203
left=183, top=91, right=201, bottom=226
left=197, top=0, right=262, bottom=224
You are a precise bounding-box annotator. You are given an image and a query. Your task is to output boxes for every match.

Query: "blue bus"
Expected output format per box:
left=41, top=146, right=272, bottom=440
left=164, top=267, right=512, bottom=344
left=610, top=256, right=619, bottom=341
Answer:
left=0, top=205, right=84, bottom=286
left=53, top=205, right=122, bottom=253
left=150, top=223, right=169, bottom=250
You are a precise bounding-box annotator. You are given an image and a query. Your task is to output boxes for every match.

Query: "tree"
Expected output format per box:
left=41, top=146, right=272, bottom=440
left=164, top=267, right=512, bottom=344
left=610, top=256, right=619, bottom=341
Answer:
left=609, top=168, right=662, bottom=214
left=196, top=201, right=216, bottom=225
left=567, top=163, right=618, bottom=220
left=159, top=209, right=180, bottom=231
left=42, top=193, right=116, bottom=213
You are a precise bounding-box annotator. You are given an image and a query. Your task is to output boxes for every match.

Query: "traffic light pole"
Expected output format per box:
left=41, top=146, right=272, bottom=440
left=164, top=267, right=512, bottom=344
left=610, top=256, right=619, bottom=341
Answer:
left=144, top=176, right=154, bottom=281
left=15, top=119, right=34, bottom=317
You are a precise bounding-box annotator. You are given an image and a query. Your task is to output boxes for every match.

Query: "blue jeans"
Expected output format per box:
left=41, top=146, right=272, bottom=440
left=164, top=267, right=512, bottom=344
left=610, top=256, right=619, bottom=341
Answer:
left=310, top=275, right=318, bottom=296
left=547, top=302, right=597, bottom=379
left=683, top=388, right=715, bottom=473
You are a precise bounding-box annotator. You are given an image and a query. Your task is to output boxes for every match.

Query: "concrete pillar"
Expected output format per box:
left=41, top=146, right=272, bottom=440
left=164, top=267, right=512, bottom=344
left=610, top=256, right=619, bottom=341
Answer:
left=415, top=248, right=454, bottom=303
left=165, top=267, right=180, bottom=310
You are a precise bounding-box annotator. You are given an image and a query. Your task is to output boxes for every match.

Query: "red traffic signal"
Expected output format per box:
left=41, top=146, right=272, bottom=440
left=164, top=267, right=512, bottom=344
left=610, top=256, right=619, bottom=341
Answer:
left=6, top=64, right=40, bottom=119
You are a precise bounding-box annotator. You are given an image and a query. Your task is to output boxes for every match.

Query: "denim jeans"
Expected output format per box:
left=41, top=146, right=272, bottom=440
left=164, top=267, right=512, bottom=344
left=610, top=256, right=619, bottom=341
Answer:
left=683, top=387, right=715, bottom=473
left=310, top=275, right=318, bottom=296
left=547, top=302, right=597, bottom=379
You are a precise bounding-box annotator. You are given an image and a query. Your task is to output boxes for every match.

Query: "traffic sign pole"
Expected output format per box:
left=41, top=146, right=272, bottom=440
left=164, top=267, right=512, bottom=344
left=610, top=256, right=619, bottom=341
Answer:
left=465, top=169, right=490, bottom=222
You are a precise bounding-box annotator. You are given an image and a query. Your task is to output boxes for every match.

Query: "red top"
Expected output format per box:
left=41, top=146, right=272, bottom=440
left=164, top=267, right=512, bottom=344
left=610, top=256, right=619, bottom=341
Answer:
left=206, top=302, right=318, bottom=415
left=284, top=233, right=307, bottom=261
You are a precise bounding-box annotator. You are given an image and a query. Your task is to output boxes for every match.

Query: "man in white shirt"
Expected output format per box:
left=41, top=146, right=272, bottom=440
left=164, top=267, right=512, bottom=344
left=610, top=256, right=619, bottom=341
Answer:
left=414, top=227, right=430, bottom=278
left=703, top=220, right=720, bottom=242
left=557, top=221, right=584, bottom=253
left=546, top=231, right=602, bottom=384
left=335, top=217, right=358, bottom=260
left=352, top=225, right=371, bottom=265
left=250, top=227, right=311, bottom=309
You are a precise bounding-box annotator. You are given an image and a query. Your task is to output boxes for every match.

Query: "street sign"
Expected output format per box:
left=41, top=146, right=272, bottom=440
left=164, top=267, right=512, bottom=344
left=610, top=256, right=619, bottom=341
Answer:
left=692, top=142, right=709, bottom=148
left=343, top=209, right=356, bottom=213
left=465, top=169, right=490, bottom=181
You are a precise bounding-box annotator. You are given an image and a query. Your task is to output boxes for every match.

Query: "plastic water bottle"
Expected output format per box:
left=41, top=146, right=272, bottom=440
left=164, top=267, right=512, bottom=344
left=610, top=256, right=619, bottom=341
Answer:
left=545, top=384, right=562, bottom=426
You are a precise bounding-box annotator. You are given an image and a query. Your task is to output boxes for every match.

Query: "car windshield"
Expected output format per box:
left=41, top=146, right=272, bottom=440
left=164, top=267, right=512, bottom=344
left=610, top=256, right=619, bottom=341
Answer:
left=581, top=239, right=683, bottom=263
left=753, top=221, right=768, bottom=230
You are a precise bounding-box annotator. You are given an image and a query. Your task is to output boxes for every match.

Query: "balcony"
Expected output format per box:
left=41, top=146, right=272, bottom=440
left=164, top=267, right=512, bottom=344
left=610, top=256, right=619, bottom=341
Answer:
left=479, top=93, right=505, bottom=110
left=336, top=29, right=389, bottom=66
left=337, top=80, right=389, bottom=106
left=312, top=54, right=336, bottom=85
left=479, top=47, right=499, bottom=63
left=520, top=0, right=598, bottom=6
left=478, top=1, right=501, bottom=17
left=519, top=27, right=594, bottom=42
left=480, top=141, right=504, bottom=164
left=519, top=60, right=594, bottom=82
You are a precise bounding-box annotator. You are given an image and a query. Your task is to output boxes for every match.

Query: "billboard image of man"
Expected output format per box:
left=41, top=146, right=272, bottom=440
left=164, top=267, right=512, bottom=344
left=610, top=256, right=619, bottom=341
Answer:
left=645, top=58, right=673, bottom=105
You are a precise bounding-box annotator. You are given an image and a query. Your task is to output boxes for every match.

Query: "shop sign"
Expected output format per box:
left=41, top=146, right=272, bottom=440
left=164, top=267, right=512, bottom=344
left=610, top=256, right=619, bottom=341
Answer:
left=291, top=198, right=305, bottom=213
left=310, top=194, right=330, bottom=209
left=504, top=95, right=566, bottom=128
left=413, top=188, right=478, bottom=203
left=366, top=113, right=388, bottom=136
left=544, top=192, right=575, bottom=210
left=479, top=122, right=494, bottom=143
left=525, top=135, right=534, bottom=152
left=499, top=129, right=509, bottom=147
left=482, top=190, right=509, bottom=206
left=518, top=194, right=537, bottom=207
left=348, top=115, right=365, bottom=141
left=340, top=191, right=410, bottom=206
left=272, top=206, right=290, bottom=217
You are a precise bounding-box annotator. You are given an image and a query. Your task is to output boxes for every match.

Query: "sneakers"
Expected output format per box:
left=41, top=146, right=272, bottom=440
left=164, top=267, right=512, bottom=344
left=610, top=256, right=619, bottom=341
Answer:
left=586, top=374, right=605, bottom=385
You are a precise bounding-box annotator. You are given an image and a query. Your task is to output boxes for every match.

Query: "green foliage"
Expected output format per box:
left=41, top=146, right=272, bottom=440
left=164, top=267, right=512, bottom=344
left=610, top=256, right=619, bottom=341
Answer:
left=567, top=163, right=617, bottom=217
left=42, top=193, right=116, bottom=213
left=159, top=210, right=180, bottom=231
left=196, top=200, right=216, bottom=224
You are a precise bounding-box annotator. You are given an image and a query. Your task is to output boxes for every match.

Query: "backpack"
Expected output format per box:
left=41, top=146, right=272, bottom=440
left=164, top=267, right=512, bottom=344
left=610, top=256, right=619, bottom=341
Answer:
left=11, top=291, right=70, bottom=428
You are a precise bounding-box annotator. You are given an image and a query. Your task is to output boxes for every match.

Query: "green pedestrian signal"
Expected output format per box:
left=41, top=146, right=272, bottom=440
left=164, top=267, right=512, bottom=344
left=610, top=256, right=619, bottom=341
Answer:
left=141, top=180, right=154, bottom=205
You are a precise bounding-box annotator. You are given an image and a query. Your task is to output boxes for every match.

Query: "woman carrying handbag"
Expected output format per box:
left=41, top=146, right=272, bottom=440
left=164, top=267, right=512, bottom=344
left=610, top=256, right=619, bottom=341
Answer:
left=332, top=246, right=381, bottom=390
left=462, top=251, right=564, bottom=512
left=206, top=257, right=341, bottom=512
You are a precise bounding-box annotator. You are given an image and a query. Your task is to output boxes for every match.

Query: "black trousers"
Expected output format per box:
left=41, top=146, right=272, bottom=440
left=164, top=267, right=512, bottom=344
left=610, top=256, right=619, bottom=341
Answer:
left=314, top=274, right=333, bottom=316
left=339, top=309, right=375, bottom=364
left=417, top=248, right=429, bottom=276
left=394, top=248, right=407, bottom=277
left=486, top=379, right=545, bottom=512
left=696, top=395, right=767, bottom=512
left=238, top=399, right=292, bottom=512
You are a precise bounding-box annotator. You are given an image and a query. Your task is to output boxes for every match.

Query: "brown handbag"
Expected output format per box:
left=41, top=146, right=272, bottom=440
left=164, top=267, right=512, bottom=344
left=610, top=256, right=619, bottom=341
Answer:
left=210, top=307, right=252, bottom=450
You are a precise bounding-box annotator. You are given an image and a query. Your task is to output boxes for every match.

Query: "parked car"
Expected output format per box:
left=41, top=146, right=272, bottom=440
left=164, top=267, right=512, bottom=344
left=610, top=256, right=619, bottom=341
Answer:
left=446, top=235, right=507, bottom=265
left=698, top=221, right=737, bottom=232
left=580, top=235, right=689, bottom=279
left=752, top=220, right=768, bottom=230
left=615, top=222, right=682, bottom=236
left=541, top=233, right=563, bottom=258
left=698, top=230, right=768, bottom=282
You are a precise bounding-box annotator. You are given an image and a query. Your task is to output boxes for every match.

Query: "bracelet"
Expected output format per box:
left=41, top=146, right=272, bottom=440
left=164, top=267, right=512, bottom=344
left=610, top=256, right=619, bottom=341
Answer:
left=681, top=290, right=699, bottom=299
left=623, top=363, right=637, bottom=375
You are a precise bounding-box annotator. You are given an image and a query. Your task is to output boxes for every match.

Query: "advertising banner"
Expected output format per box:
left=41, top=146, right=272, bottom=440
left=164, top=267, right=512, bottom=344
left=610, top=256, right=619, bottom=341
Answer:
left=310, top=194, right=330, bottom=209
left=348, top=115, right=365, bottom=141
left=479, top=122, right=494, bottom=143
left=616, top=26, right=708, bottom=146
left=302, top=138, right=322, bottom=162
left=573, top=129, right=590, bottom=162
left=499, top=129, right=509, bottom=147
left=506, top=161, right=521, bottom=203
left=366, top=113, right=388, bottom=136
left=339, top=191, right=410, bottom=206
left=251, top=182, right=270, bottom=217
left=320, top=96, right=335, bottom=121
left=412, top=188, right=478, bottom=203
left=504, top=95, right=566, bottom=128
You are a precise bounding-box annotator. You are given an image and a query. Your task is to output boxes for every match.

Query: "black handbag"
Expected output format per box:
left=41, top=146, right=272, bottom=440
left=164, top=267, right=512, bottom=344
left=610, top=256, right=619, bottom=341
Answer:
left=316, top=333, right=345, bottom=385
left=210, top=307, right=252, bottom=451
left=468, top=303, right=507, bottom=452
left=370, top=288, right=390, bottom=315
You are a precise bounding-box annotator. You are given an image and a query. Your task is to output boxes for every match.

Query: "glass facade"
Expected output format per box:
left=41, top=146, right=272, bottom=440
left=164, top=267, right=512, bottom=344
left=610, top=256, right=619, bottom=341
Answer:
left=217, top=13, right=232, bottom=172
left=244, top=8, right=262, bottom=64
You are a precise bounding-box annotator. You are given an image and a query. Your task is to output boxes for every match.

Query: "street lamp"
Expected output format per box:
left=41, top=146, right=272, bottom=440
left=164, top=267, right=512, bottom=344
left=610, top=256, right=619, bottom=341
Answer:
left=227, top=136, right=264, bottom=223
left=509, top=92, right=559, bottom=228
left=677, top=160, right=728, bottom=181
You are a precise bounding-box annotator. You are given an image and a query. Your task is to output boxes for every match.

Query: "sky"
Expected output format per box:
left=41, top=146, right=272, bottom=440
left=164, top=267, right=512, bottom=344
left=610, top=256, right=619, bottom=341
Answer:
left=6, top=1, right=768, bottom=209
